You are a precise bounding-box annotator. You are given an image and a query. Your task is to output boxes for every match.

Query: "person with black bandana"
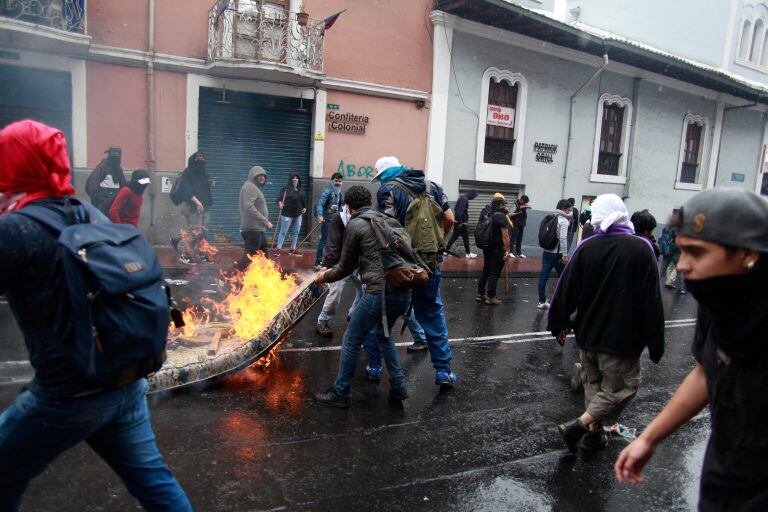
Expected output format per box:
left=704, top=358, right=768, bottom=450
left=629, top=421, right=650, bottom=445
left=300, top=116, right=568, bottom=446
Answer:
left=108, top=170, right=151, bottom=228
left=615, top=188, right=768, bottom=511
left=171, top=152, right=214, bottom=264
left=85, top=146, right=126, bottom=215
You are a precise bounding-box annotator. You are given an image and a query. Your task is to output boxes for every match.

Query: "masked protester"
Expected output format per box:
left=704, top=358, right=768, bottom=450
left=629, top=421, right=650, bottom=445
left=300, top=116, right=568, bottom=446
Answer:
left=171, top=152, right=214, bottom=265
left=234, top=165, right=272, bottom=270
left=275, top=173, right=307, bottom=256
left=444, top=189, right=478, bottom=258
left=615, top=188, right=768, bottom=511
left=0, top=120, right=191, bottom=511
left=85, top=146, right=126, bottom=215
left=108, top=170, right=151, bottom=228
left=476, top=196, right=511, bottom=305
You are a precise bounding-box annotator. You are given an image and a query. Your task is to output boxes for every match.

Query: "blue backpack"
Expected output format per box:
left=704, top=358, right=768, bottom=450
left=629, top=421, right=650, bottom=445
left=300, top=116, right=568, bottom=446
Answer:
left=18, top=200, right=169, bottom=390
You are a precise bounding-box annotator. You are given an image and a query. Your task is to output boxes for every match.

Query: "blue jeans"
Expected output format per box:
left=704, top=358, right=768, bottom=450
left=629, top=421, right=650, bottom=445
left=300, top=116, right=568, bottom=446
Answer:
left=334, top=291, right=410, bottom=397
left=412, top=267, right=452, bottom=373
left=365, top=313, right=426, bottom=368
left=538, top=251, right=565, bottom=302
left=314, top=220, right=330, bottom=265
left=0, top=379, right=191, bottom=512
left=276, top=214, right=302, bottom=249
left=318, top=272, right=363, bottom=323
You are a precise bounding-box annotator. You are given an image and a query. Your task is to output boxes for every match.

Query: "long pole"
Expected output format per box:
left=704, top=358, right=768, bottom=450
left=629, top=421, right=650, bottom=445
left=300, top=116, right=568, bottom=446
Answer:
left=270, top=190, right=287, bottom=249
left=503, top=262, right=509, bottom=296
left=291, top=219, right=323, bottom=255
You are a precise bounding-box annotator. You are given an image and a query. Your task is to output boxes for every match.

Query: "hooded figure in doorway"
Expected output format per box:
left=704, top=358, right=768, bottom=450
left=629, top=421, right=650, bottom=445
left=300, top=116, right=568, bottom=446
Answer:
left=234, top=165, right=272, bottom=270
left=85, top=146, right=126, bottom=215
left=173, top=152, right=214, bottom=264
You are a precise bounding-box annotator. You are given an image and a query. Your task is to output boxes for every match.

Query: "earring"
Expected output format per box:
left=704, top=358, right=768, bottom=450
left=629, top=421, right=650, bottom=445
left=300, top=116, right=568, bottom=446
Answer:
left=745, top=260, right=756, bottom=270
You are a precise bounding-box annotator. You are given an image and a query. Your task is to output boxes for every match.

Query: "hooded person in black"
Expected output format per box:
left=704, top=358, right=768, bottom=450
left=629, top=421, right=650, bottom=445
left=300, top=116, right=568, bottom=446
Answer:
left=616, top=188, right=768, bottom=512
left=172, top=152, right=214, bottom=264
left=108, top=169, right=151, bottom=228
left=85, top=147, right=126, bottom=215
left=275, top=173, right=307, bottom=255
left=444, top=189, right=478, bottom=257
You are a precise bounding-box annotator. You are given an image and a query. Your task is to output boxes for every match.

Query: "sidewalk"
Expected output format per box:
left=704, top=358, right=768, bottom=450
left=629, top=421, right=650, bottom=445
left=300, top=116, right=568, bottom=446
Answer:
left=156, top=246, right=543, bottom=278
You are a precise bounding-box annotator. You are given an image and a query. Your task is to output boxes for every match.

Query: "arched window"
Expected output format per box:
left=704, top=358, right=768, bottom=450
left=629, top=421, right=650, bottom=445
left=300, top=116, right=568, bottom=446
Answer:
left=740, top=19, right=752, bottom=60
left=750, top=19, right=765, bottom=62
left=591, top=93, right=633, bottom=184
left=762, top=29, right=768, bottom=66
left=675, top=114, right=709, bottom=190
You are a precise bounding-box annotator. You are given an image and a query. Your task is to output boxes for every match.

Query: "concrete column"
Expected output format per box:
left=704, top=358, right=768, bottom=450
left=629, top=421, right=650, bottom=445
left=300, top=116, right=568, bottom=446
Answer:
left=425, top=11, right=454, bottom=184
left=706, top=100, right=725, bottom=189
left=311, top=88, right=327, bottom=178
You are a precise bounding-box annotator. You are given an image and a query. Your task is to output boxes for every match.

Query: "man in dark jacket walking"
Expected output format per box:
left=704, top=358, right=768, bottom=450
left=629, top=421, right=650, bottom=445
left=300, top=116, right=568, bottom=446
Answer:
left=508, top=195, right=531, bottom=258
left=548, top=193, right=664, bottom=453
left=616, top=188, right=768, bottom=511
left=444, top=189, right=477, bottom=258
left=0, top=120, right=191, bottom=511
left=85, top=146, right=126, bottom=215
left=313, top=185, right=409, bottom=408
left=171, top=152, right=214, bottom=264
left=477, top=196, right=510, bottom=305
left=374, top=156, right=458, bottom=386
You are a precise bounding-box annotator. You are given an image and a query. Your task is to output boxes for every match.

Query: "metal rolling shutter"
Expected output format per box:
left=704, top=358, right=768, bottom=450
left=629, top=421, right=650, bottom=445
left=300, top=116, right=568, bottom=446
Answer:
left=198, top=87, right=312, bottom=242
left=458, top=180, right=521, bottom=228
left=0, top=64, right=73, bottom=164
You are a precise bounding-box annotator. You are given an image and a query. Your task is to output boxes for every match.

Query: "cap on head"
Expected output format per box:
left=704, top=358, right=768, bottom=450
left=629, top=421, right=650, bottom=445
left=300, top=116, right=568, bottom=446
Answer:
left=491, top=197, right=506, bottom=210
left=677, top=188, right=768, bottom=252
left=373, top=156, right=401, bottom=180
left=493, top=192, right=505, bottom=200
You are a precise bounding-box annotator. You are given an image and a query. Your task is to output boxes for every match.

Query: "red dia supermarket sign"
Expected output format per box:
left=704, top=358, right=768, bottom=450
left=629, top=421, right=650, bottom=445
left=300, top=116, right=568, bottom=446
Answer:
left=487, top=105, right=515, bottom=128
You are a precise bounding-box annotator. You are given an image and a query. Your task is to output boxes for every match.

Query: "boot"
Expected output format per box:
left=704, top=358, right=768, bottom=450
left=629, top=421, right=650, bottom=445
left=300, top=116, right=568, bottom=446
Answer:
left=313, top=388, right=349, bottom=409
left=558, top=418, right=588, bottom=453
left=578, top=429, right=609, bottom=452
left=315, top=321, right=333, bottom=338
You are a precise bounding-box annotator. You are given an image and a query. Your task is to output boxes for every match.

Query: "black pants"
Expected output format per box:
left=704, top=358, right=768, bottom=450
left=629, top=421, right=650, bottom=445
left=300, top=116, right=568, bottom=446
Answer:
left=235, top=230, right=268, bottom=270
left=478, top=248, right=505, bottom=297
left=446, top=224, right=470, bottom=254
left=509, top=226, right=524, bottom=256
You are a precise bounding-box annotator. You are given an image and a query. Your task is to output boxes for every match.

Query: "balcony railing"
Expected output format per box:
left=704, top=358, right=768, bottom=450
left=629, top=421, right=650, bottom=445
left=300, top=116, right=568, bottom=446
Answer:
left=208, top=0, right=324, bottom=74
left=1, top=0, right=85, bottom=33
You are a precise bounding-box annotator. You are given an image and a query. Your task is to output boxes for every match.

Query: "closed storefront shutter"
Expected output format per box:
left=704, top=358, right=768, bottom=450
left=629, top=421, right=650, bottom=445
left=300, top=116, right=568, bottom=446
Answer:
left=0, top=64, right=73, bottom=164
left=198, top=87, right=312, bottom=242
left=458, top=180, right=520, bottom=228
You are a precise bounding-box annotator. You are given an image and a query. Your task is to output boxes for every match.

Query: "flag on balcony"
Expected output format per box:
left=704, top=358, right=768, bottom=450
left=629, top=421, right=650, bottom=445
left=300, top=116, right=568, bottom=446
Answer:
left=320, top=9, right=346, bottom=35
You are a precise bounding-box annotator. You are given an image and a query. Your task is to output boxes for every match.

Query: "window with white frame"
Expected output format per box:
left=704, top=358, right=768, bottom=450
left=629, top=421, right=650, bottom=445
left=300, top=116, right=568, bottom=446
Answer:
left=739, top=19, right=752, bottom=60
left=736, top=5, right=768, bottom=69
left=591, top=93, right=632, bottom=183
left=475, top=68, right=528, bottom=177
left=751, top=19, right=765, bottom=62
left=676, top=114, right=709, bottom=189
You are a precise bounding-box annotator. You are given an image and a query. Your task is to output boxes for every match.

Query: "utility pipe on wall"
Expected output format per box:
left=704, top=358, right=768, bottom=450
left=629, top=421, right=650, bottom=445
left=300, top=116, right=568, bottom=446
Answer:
left=561, top=52, right=609, bottom=199
left=146, top=0, right=156, bottom=240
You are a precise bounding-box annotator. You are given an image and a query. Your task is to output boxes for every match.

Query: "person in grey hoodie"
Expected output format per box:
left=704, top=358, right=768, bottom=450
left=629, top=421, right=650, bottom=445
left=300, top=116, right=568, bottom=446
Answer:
left=235, top=166, right=272, bottom=270
left=537, top=199, right=571, bottom=309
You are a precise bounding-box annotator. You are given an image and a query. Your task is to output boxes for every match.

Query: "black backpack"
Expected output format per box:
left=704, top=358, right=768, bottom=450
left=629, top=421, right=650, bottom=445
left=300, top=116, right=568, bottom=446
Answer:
left=474, top=214, right=493, bottom=249
left=538, top=214, right=560, bottom=251
left=169, top=174, right=185, bottom=206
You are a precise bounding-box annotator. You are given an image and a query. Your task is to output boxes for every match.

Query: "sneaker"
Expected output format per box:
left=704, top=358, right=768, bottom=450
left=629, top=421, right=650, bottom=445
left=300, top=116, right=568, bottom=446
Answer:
left=509, top=253, right=517, bottom=259
left=465, top=253, right=477, bottom=259
left=273, top=250, right=281, bottom=257
left=435, top=370, right=457, bottom=387
left=484, top=297, right=501, bottom=305
left=179, top=254, right=196, bottom=266
left=558, top=418, right=588, bottom=453
left=365, top=365, right=382, bottom=382
left=389, top=386, right=409, bottom=401
left=442, top=251, right=450, bottom=256
left=677, top=289, right=687, bottom=295
left=578, top=430, right=609, bottom=452
left=197, top=254, right=214, bottom=264
left=476, top=294, right=487, bottom=303
left=313, top=388, right=349, bottom=409
left=406, top=340, right=428, bottom=352
left=170, top=236, right=180, bottom=251
left=315, top=321, right=333, bottom=338
left=570, top=362, right=583, bottom=393
left=518, top=254, right=527, bottom=259
left=537, top=301, right=550, bottom=309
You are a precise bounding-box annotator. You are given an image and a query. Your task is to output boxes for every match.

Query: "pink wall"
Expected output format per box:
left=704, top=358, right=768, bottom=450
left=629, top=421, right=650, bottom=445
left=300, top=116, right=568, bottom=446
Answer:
left=323, top=91, right=429, bottom=179
left=306, top=0, right=434, bottom=92
left=87, top=1, right=148, bottom=51
left=154, top=71, right=188, bottom=171
left=86, top=62, right=148, bottom=169
left=154, top=0, right=210, bottom=59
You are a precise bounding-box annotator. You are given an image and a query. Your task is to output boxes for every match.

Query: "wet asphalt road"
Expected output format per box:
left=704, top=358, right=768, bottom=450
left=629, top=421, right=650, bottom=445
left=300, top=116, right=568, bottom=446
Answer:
left=0, top=278, right=705, bottom=511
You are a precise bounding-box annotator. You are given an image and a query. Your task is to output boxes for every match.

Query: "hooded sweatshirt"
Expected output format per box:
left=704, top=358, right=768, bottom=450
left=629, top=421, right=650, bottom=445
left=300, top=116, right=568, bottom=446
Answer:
left=109, top=170, right=150, bottom=228
left=454, top=189, right=477, bottom=224
left=240, top=166, right=270, bottom=231
left=85, top=152, right=126, bottom=215
left=179, top=152, right=213, bottom=208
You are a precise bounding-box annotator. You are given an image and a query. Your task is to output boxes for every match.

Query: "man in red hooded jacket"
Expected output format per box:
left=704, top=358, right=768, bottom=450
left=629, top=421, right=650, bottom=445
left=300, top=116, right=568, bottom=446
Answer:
left=0, top=120, right=191, bottom=511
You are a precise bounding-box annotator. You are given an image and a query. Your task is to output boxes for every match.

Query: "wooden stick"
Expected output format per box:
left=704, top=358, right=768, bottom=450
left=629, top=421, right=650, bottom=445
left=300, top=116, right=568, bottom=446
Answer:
left=207, top=330, right=223, bottom=357
left=270, top=191, right=287, bottom=249
left=291, top=219, right=323, bottom=255
left=504, top=262, right=510, bottom=296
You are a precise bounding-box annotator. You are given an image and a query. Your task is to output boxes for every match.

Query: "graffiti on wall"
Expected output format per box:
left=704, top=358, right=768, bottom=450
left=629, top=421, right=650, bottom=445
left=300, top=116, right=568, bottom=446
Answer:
left=337, top=160, right=375, bottom=179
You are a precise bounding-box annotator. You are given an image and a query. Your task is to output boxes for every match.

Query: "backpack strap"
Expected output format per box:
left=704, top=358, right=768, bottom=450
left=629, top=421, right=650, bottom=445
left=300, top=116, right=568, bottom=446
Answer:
left=392, top=181, right=417, bottom=200
left=17, top=199, right=91, bottom=234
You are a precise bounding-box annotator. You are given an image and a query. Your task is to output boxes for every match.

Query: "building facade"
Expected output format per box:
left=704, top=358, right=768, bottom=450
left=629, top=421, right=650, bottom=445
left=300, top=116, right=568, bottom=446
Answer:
left=429, top=0, right=768, bottom=248
left=0, top=0, right=433, bottom=243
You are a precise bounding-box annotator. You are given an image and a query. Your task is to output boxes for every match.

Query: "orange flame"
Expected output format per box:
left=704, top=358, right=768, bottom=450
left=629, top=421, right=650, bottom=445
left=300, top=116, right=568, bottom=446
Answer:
left=198, top=238, right=219, bottom=258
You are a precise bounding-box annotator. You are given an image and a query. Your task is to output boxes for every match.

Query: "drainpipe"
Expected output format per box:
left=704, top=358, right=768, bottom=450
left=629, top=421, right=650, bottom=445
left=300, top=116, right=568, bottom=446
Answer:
left=622, top=77, right=642, bottom=199
left=562, top=52, right=609, bottom=199
left=146, top=0, right=156, bottom=240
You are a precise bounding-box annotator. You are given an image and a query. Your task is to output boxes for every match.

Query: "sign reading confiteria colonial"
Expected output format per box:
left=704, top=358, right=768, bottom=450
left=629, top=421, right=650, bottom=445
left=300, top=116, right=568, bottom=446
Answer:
left=534, top=142, right=558, bottom=163
left=327, top=111, right=370, bottom=134
left=486, top=105, right=515, bottom=128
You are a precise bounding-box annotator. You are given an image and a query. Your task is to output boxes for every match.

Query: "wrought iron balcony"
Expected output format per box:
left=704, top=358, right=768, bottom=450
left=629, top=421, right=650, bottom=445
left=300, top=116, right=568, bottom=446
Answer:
left=208, top=0, right=324, bottom=75
left=0, top=0, right=85, bottom=33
